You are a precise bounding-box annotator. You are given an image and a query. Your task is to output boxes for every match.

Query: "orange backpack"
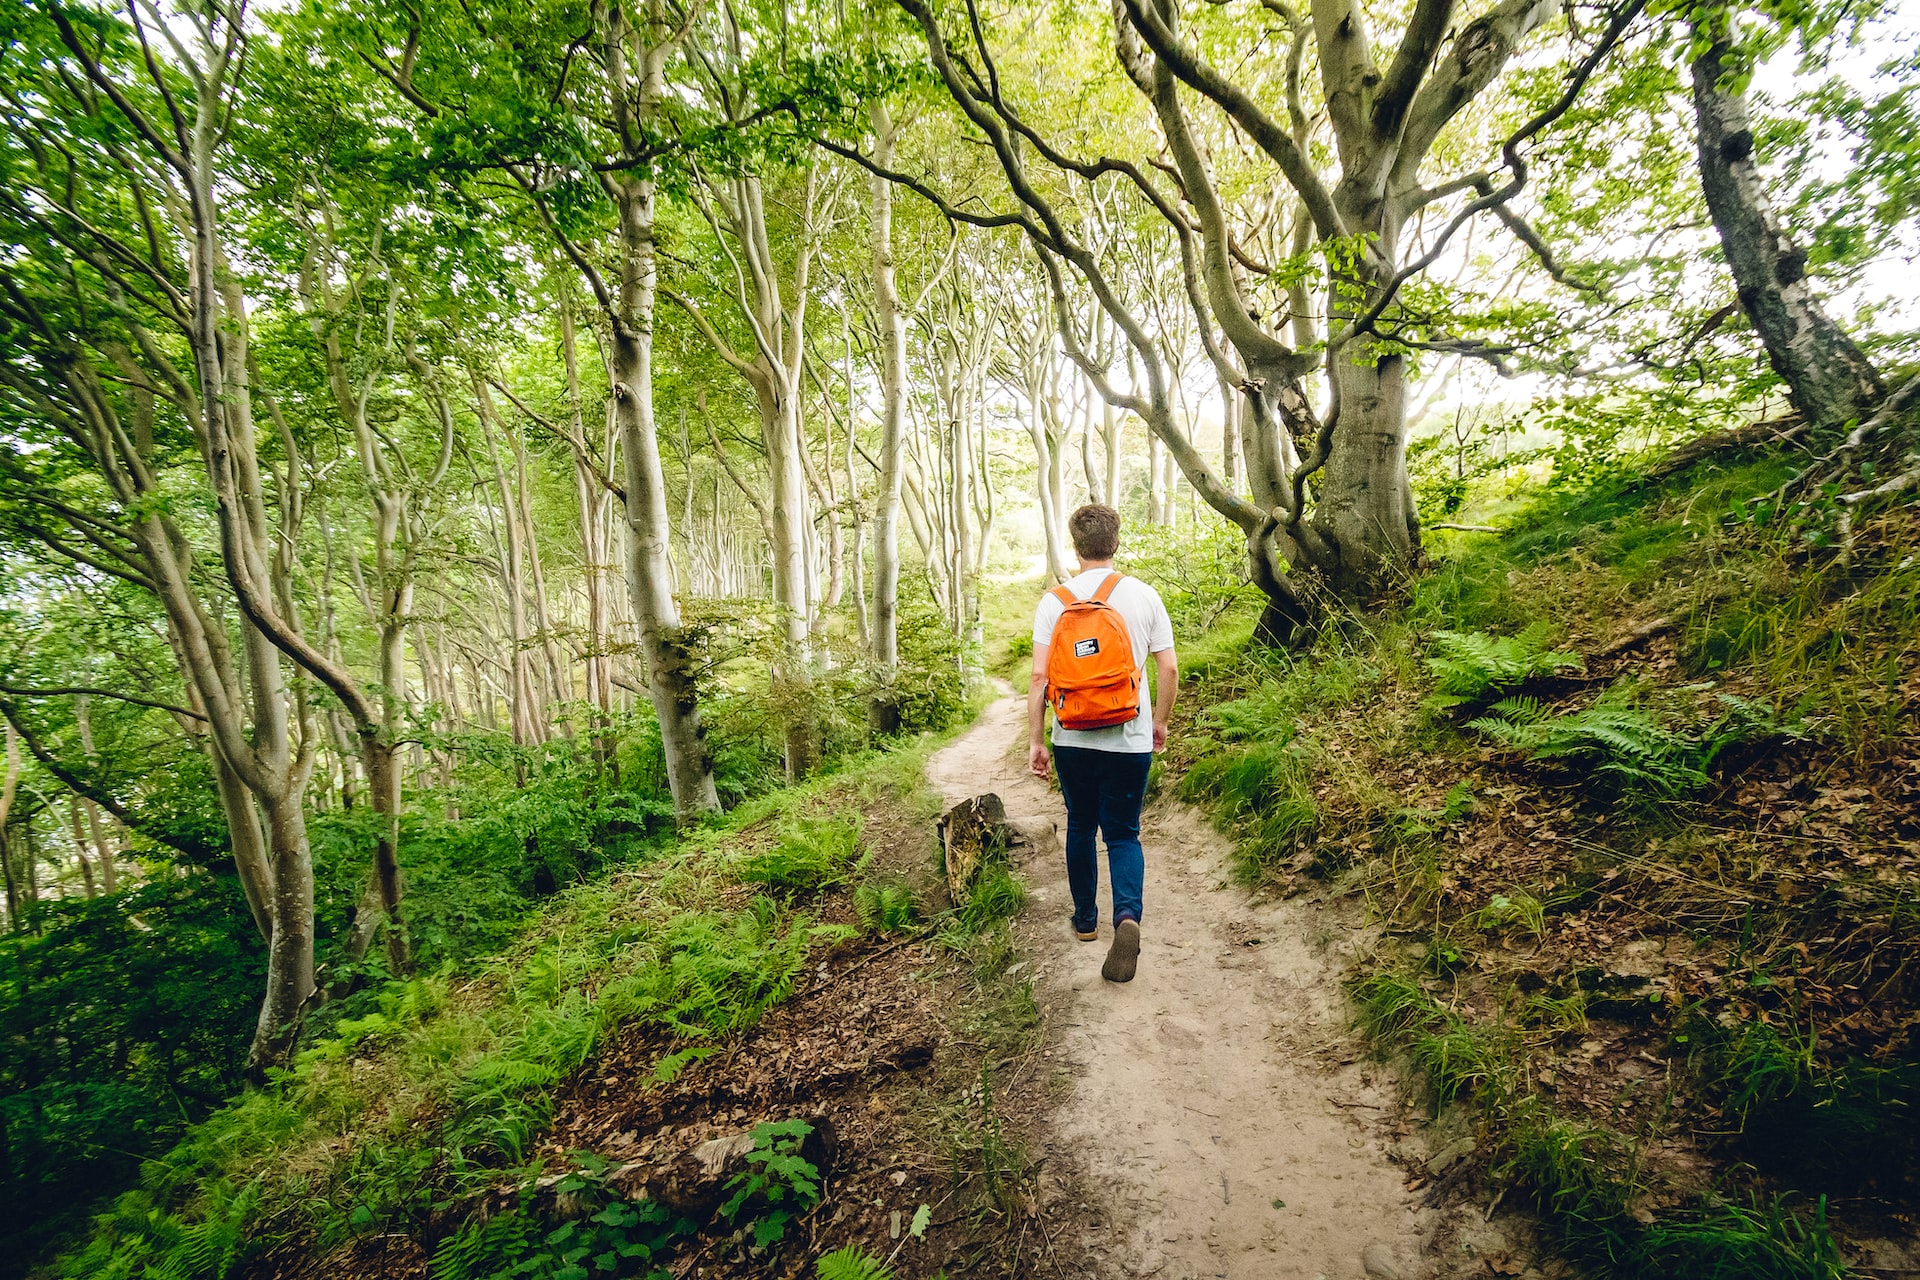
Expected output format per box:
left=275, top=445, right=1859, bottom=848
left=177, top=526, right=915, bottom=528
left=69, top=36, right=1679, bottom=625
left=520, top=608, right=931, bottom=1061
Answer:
left=1044, top=572, right=1139, bottom=731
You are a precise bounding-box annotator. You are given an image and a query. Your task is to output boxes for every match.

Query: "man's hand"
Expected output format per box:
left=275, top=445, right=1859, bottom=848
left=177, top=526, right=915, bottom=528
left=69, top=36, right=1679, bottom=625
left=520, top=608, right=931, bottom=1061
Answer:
left=1028, top=742, right=1051, bottom=778
left=1151, top=649, right=1178, bottom=754
left=1027, top=653, right=1051, bottom=781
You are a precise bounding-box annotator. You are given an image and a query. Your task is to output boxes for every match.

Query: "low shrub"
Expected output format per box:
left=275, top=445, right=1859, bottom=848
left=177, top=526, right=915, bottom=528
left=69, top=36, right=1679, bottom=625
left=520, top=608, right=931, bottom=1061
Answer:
left=739, top=814, right=866, bottom=892
left=852, top=880, right=918, bottom=934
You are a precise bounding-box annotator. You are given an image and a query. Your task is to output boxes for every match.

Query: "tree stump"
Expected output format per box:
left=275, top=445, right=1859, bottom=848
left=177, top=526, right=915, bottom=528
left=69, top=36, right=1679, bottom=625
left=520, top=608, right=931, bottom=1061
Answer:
left=938, top=794, right=1057, bottom=905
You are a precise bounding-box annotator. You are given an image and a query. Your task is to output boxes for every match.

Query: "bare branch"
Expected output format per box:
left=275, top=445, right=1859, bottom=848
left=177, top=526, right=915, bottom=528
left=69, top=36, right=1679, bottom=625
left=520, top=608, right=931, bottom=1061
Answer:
left=0, top=681, right=205, bottom=721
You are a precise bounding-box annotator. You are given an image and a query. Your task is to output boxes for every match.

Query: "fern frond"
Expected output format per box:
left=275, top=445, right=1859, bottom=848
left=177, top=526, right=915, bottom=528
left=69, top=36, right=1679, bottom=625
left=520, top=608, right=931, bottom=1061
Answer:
left=816, top=1245, right=895, bottom=1280
left=1426, top=628, right=1584, bottom=705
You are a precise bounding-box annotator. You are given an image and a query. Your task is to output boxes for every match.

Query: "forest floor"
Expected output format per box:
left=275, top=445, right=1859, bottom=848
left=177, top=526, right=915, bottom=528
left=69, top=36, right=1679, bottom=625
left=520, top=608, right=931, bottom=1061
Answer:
left=928, top=695, right=1525, bottom=1280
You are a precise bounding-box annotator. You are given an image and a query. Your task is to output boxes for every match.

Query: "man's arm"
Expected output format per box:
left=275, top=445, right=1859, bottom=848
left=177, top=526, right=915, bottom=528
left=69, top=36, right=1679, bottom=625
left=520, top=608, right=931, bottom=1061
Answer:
left=1028, top=648, right=1051, bottom=778
left=1151, top=647, right=1179, bottom=752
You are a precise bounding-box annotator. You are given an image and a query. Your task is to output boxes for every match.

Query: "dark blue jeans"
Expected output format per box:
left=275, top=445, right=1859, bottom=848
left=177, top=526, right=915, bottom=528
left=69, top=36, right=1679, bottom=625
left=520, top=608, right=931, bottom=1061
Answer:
left=1052, top=744, right=1151, bottom=931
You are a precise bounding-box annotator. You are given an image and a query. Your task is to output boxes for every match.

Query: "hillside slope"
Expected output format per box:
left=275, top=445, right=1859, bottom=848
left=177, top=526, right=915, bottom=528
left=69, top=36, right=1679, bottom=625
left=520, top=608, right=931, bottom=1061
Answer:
left=1162, top=449, right=1919, bottom=1278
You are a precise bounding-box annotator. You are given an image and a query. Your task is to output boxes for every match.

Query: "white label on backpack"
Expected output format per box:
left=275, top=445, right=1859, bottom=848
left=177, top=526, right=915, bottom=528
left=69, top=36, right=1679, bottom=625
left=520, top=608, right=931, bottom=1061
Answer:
left=1073, top=637, right=1099, bottom=658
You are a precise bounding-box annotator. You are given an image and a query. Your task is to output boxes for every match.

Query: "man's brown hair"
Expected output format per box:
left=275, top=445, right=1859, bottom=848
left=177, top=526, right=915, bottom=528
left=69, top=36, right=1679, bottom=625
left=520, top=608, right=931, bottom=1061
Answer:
left=1068, top=503, right=1121, bottom=560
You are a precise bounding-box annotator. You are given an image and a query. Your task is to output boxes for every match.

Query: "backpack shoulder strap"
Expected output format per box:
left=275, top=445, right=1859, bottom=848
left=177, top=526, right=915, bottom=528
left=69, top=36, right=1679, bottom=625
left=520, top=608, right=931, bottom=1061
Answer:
left=1091, top=571, right=1125, bottom=604
left=1049, top=584, right=1077, bottom=608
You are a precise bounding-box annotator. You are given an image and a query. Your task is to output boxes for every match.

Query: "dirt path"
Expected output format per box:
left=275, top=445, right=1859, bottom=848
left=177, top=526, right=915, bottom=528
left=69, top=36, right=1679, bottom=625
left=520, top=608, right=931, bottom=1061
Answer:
left=929, top=696, right=1438, bottom=1280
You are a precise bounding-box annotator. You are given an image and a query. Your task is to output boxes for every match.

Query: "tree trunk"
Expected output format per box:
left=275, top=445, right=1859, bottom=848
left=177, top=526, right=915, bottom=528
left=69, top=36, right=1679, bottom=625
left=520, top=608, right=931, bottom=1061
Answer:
left=1100, top=399, right=1123, bottom=506
left=560, top=285, right=619, bottom=770
left=361, top=734, right=410, bottom=975
left=0, top=826, right=15, bottom=933
left=0, top=729, right=18, bottom=928
left=1027, top=397, right=1071, bottom=581
left=1310, top=341, right=1420, bottom=594
left=763, top=390, right=821, bottom=776
left=609, top=171, right=722, bottom=823
left=1147, top=431, right=1166, bottom=523
left=1218, top=372, right=1240, bottom=493
left=71, top=697, right=114, bottom=891
left=67, top=799, right=97, bottom=898
left=249, top=792, right=316, bottom=1074
left=1689, top=30, right=1882, bottom=431
left=840, top=310, right=872, bottom=654
left=476, top=383, right=546, bottom=748
left=581, top=0, right=723, bottom=814
left=510, top=420, right=571, bottom=721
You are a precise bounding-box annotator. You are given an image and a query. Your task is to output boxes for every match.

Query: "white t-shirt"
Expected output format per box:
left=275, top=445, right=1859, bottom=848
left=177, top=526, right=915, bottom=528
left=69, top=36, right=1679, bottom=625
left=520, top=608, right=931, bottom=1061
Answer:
left=1033, top=568, right=1175, bottom=754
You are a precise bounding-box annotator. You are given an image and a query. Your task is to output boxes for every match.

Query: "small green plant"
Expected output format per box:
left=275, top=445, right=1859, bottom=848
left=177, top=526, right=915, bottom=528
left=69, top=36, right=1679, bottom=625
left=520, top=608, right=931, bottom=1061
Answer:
left=1500, top=1100, right=1636, bottom=1224
left=640, top=900, right=851, bottom=1039
left=953, top=1064, right=1025, bottom=1215
left=1632, top=1195, right=1846, bottom=1280
left=1180, top=736, right=1319, bottom=881
left=1472, top=891, right=1546, bottom=937
left=1424, top=623, right=1583, bottom=711
left=959, top=865, right=1025, bottom=932
left=430, top=1153, right=689, bottom=1280
left=63, top=1179, right=259, bottom=1280
left=815, top=1245, right=895, bottom=1280
left=1352, top=971, right=1513, bottom=1104
left=1518, top=989, right=1588, bottom=1036
left=1469, top=689, right=1808, bottom=804
left=740, top=814, right=867, bottom=892
left=1700, top=1018, right=1819, bottom=1123
left=720, top=1119, right=821, bottom=1248
left=853, top=880, right=918, bottom=934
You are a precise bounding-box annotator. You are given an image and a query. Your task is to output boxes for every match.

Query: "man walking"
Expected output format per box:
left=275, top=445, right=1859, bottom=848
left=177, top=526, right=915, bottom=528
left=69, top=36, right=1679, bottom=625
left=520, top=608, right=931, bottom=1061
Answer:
left=1028, top=504, right=1177, bottom=983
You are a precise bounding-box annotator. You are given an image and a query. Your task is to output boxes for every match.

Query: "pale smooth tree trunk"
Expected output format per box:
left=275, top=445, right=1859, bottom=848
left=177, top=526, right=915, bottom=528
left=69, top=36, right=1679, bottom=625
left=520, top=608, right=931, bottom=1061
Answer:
left=1690, top=27, right=1882, bottom=430
left=556, top=278, right=619, bottom=768
left=672, top=167, right=826, bottom=776
left=72, top=695, right=115, bottom=891
left=477, top=383, right=546, bottom=748
left=0, top=729, right=18, bottom=927
left=66, top=799, right=97, bottom=897
left=607, top=236, right=722, bottom=818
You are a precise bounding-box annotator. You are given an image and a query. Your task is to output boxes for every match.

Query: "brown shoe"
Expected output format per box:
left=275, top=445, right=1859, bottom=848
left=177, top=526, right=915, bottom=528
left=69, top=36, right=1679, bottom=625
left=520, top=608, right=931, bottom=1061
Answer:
left=1102, top=919, right=1141, bottom=982
left=1073, top=923, right=1099, bottom=942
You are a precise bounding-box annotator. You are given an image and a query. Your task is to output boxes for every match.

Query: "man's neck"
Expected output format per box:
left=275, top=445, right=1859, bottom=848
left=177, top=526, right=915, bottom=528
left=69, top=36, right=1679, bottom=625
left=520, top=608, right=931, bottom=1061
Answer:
left=1076, top=558, right=1115, bottom=575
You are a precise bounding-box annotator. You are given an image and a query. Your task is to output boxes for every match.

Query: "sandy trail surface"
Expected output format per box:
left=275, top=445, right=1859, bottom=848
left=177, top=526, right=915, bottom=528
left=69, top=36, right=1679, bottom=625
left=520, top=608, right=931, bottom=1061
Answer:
left=928, top=695, right=1436, bottom=1280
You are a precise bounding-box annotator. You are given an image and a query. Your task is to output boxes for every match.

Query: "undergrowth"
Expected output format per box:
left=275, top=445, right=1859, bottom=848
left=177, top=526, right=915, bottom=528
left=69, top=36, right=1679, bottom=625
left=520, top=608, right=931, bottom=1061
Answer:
left=1171, top=448, right=1918, bottom=1276
left=59, top=744, right=938, bottom=1280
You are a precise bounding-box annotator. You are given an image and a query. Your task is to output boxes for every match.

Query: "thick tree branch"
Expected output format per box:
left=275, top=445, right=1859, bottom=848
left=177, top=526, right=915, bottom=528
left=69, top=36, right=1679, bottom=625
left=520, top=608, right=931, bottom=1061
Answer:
left=1374, top=0, right=1459, bottom=141
left=1394, top=0, right=1560, bottom=191
left=1336, top=0, right=1646, bottom=352
left=1118, top=0, right=1346, bottom=243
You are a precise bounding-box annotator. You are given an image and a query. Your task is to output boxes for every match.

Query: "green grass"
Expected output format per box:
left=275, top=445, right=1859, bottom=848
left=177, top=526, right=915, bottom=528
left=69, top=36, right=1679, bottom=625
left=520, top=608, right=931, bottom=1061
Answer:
left=1351, top=972, right=1847, bottom=1280
left=1411, top=456, right=1797, bottom=635
left=1179, top=736, right=1320, bottom=882
left=56, top=742, right=954, bottom=1280
left=979, top=569, right=1046, bottom=678
left=958, top=863, right=1027, bottom=933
